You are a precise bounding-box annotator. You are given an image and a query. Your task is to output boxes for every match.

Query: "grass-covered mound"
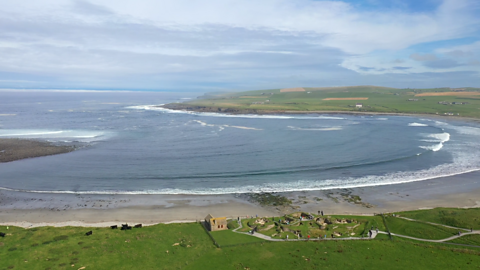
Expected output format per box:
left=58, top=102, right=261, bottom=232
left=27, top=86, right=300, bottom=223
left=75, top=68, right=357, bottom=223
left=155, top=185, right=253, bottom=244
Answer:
left=238, top=213, right=385, bottom=240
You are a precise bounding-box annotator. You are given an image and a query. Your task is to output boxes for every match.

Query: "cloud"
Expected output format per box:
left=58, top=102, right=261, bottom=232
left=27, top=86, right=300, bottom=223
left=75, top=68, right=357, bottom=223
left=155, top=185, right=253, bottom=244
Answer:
left=0, top=0, right=479, bottom=90
left=72, top=0, right=113, bottom=16
left=357, top=66, right=376, bottom=71
left=392, top=66, right=411, bottom=70
left=410, top=53, right=438, bottom=62
left=444, top=49, right=474, bottom=58
left=422, top=59, right=461, bottom=69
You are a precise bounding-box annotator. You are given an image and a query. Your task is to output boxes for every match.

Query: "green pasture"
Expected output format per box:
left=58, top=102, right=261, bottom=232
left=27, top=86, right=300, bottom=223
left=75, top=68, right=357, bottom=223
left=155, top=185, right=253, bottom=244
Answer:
left=177, top=86, right=480, bottom=118
left=210, top=230, right=264, bottom=247
left=383, top=216, right=459, bottom=240
left=396, top=207, right=480, bottom=230
left=448, top=234, right=480, bottom=246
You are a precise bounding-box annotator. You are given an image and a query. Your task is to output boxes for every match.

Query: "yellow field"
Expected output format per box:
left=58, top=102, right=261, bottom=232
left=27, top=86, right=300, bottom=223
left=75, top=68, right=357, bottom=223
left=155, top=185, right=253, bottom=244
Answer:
left=415, top=92, right=480, bottom=97
left=322, top=97, right=369, bottom=100
left=280, top=87, right=305, bottom=92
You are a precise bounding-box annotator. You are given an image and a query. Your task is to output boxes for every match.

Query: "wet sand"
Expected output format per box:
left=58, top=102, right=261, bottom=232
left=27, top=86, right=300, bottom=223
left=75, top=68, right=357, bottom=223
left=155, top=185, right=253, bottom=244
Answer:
left=1, top=170, right=479, bottom=228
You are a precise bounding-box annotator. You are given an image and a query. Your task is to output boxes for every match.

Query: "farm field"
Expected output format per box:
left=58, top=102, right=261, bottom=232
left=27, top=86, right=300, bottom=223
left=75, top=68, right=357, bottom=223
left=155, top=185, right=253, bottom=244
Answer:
left=163, top=86, right=480, bottom=119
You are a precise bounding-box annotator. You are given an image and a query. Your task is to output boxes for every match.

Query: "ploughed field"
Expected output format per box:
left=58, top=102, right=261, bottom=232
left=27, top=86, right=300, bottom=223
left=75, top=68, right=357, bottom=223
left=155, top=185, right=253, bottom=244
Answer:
left=164, top=86, right=480, bottom=118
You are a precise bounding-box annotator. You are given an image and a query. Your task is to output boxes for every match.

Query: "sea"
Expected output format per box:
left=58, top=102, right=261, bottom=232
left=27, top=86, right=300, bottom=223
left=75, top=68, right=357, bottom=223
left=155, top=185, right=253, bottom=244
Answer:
left=1, top=90, right=480, bottom=195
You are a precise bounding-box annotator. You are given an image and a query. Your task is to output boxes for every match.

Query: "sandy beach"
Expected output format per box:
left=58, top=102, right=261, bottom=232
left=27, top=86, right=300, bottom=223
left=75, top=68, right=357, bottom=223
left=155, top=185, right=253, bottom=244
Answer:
left=1, top=170, right=479, bottom=228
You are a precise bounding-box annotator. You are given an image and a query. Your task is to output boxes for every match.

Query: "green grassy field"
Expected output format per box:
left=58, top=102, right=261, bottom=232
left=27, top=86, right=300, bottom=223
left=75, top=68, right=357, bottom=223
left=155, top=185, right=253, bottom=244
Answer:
left=383, top=216, right=459, bottom=240
left=167, top=86, right=480, bottom=119
left=396, top=208, right=480, bottom=230
left=1, top=208, right=480, bottom=269
left=210, top=230, right=264, bottom=246
left=448, top=234, right=480, bottom=246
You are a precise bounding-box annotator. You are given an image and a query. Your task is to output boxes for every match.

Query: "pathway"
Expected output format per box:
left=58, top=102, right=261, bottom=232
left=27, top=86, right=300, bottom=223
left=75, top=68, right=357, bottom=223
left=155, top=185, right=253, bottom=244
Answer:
left=397, top=216, right=472, bottom=231
left=232, top=219, right=378, bottom=242
left=230, top=217, right=480, bottom=248
left=377, top=230, right=480, bottom=243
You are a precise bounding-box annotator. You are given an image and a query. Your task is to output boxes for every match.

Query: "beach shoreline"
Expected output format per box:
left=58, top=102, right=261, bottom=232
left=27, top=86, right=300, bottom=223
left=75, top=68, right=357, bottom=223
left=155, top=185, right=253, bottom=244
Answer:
left=2, top=170, right=479, bottom=228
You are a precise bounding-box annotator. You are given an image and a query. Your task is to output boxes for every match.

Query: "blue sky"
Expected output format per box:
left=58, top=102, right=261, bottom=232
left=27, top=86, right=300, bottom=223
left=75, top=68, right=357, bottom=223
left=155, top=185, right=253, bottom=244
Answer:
left=0, top=0, right=479, bottom=91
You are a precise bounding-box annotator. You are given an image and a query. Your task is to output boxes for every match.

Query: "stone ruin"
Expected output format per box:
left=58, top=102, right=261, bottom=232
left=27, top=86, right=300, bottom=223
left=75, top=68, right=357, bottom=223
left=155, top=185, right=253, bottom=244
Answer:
left=254, top=218, right=268, bottom=225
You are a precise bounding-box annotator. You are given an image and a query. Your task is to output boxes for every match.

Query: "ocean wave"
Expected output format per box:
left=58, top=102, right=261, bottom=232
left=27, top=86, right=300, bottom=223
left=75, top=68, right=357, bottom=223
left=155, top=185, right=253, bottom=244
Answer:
left=127, top=105, right=345, bottom=120
left=287, top=126, right=343, bottom=131
left=192, top=120, right=262, bottom=131
left=408, top=122, right=428, bottom=127
left=0, top=129, right=111, bottom=142
left=419, top=132, right=450, bottom=152
left=2, top=164, right=479, bottom=195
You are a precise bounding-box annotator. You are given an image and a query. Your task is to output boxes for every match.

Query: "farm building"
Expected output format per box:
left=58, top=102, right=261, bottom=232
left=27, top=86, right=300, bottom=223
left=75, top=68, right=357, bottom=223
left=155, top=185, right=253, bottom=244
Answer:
left=355, top=103, right=363, bottom=108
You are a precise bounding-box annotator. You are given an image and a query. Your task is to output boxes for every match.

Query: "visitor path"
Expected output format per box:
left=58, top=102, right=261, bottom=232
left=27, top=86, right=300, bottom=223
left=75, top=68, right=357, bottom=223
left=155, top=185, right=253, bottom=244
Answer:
left=397, top=216, right=472, bottom=231
left=232, top=217, right=480, bottom=247
left=377, top=230, right=480, bottom=243
left=233, top=219, right=378, bottom=242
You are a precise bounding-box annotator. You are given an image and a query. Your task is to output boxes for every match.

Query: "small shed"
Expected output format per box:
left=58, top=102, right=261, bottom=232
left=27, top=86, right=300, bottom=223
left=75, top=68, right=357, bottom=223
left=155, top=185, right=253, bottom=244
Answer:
left=355, top=103, right=363, bottom=108
left=205, top=214, right=228, bottom=231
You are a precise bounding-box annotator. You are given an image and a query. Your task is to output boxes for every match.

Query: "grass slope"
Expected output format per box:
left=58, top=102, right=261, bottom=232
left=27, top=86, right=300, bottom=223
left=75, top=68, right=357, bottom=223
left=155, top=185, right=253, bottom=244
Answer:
left=384, top=216, right=459, bottom=240
left=396, top=208, right=480, bottom=230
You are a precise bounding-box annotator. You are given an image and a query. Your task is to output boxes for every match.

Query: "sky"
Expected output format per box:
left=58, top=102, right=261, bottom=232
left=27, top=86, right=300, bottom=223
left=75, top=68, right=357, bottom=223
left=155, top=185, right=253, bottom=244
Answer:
left=0, top=0, right=479, bottom=92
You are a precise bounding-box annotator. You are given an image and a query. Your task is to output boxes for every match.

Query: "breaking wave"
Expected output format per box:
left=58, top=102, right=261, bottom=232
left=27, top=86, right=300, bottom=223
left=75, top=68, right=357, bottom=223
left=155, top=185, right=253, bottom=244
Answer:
left=419, top=132, right=450, bottom=152
left=287, top=126, right=343, bottom=131
left=409, top=122, right=428, bottom=127
left=127, top=105, right=345, bottom=120
left=0, top=129, right=111, bottom=142
left=192, top=120, right=262, bottom=130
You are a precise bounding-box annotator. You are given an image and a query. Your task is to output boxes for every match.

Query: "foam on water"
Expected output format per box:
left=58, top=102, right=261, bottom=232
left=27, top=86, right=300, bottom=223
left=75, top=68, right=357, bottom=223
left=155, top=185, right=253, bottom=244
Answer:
left=419, top=132, right=450, bottom=152
left=128, top=105, right=345, bottom=120
left=0, top=129, right=111, bottom=142
left=2, top=156, right=479, bottom=195
left=192, top=120, right=262, bottom=131
left=287, top=126, right=343, bottom=131
left=409, top=122, right=428, bottom=127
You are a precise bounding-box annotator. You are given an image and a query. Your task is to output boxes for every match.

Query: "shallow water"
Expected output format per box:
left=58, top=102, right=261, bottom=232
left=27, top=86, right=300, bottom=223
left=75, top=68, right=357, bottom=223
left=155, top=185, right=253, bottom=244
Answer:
left=1, top=90, right=479, bottom=195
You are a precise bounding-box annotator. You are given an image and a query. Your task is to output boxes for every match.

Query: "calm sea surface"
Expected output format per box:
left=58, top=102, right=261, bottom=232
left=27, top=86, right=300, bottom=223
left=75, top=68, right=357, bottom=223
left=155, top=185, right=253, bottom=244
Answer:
left=1, top=90, right=480, bottom=195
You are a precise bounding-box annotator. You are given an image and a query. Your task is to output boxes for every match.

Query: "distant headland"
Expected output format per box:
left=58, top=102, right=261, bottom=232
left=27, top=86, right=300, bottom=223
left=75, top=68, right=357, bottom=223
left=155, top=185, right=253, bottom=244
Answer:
left=161, top=85, right=480, bottom=119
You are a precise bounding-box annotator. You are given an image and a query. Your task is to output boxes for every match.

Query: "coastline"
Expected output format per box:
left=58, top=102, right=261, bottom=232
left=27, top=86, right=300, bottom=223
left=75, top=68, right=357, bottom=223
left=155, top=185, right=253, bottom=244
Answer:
left=158, top=104, right=480, bottom=123
left=1, top=105, right=480, bottom=228
left=1, top=170, right=479, bottom=228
